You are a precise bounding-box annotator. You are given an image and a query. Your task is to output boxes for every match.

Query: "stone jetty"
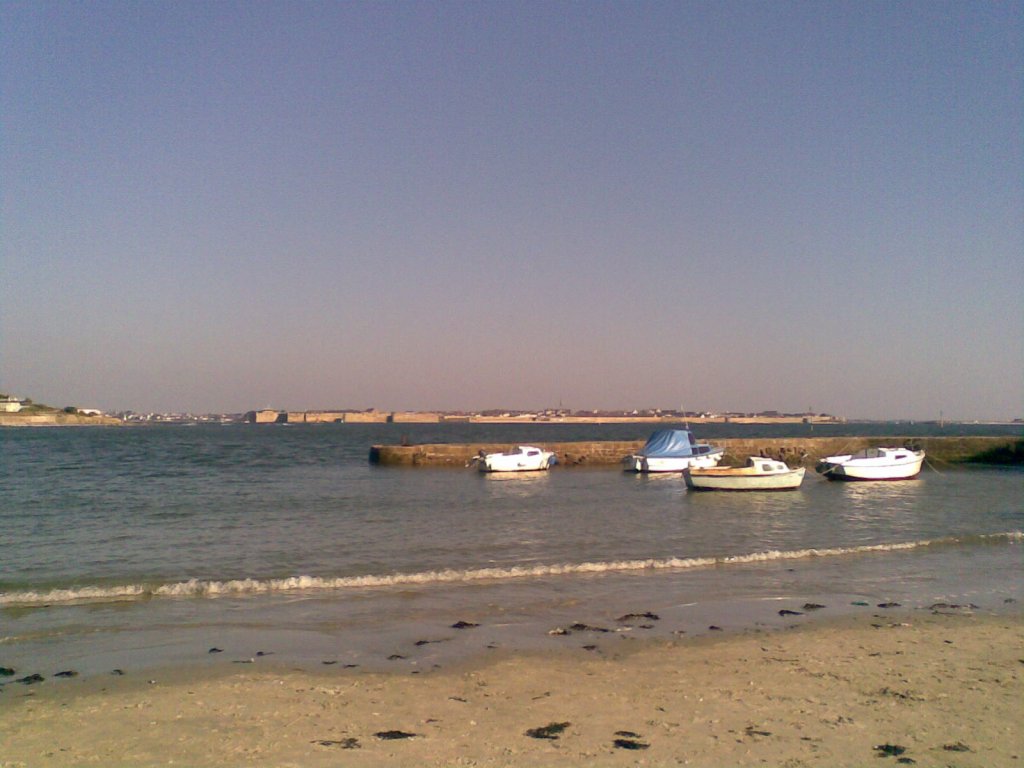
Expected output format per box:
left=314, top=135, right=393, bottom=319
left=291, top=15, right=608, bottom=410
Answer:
left=369, top=436, right=1022, bottom=467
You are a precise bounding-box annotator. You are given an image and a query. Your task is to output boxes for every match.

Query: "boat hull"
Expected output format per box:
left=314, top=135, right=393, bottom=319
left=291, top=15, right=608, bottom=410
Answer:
left=684, top=466, right=805, bottom=491
left=816, top=449, right=924, bottom=481
left=480, top=460, right=553, bottom=472
left=623, top=450, right=724, bottom=473
left=478, top=447, right=556, bottom=473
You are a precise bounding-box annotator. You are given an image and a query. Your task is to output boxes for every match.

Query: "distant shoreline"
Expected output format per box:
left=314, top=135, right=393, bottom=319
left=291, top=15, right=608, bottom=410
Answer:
left=244, top=408, right=851, bottom=425
left=3, top=408, right=1021, bottom=428
left=244, top=409, right=1021, bottom=426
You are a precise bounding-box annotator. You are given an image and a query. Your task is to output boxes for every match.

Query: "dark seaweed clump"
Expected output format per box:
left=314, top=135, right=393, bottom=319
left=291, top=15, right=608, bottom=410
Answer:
left=525, top=722, right=570, bottom=740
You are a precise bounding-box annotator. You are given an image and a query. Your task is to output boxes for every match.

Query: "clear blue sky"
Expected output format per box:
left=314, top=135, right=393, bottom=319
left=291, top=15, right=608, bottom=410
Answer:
left=2, top=1, right=1021, bottom=420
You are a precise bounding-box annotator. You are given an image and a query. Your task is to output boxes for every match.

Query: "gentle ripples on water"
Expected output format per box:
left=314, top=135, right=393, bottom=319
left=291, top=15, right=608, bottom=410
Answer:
left=2, top=424, right=1022, bottom=598
left=1, top=423, right=1020, bottom=675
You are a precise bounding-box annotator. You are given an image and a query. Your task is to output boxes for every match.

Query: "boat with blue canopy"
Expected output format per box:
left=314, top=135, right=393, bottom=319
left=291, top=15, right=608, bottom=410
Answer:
left=623, top=428, right=724, bottom=473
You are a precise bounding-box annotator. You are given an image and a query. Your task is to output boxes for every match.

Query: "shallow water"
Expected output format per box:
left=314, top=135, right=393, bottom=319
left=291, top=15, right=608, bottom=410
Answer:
left=1, top=423, right=1021, bottom=678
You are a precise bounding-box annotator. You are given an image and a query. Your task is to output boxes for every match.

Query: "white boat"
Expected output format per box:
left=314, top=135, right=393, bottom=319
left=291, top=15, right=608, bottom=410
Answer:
left=623, top=428, right=724, bottom=473
left=684, top=457, right=806, bottom=491
left=816, top=446, right=925, bottom=481
left=475, top=446, right=557, bottom=473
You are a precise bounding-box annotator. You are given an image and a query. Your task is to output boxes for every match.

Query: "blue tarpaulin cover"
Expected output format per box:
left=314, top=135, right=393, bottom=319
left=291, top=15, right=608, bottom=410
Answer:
left=639, top=429, right=698, bottom=458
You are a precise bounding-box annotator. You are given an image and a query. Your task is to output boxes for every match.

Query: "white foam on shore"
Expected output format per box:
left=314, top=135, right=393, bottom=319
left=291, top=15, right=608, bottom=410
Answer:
left=3, top=531, right=1021, bottom=608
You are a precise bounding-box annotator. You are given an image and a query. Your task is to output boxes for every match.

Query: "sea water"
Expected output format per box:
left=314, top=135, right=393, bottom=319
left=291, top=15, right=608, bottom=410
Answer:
left=1, top=423, right=1021, bottom=679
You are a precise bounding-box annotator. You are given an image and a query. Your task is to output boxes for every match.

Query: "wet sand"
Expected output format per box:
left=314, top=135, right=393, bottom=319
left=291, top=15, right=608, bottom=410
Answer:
left=2, top=610, right=1021, bottom=767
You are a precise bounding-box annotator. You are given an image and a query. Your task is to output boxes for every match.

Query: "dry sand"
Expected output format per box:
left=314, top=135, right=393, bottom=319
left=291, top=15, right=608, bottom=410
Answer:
left=2, top=611, right=1021, bottom=767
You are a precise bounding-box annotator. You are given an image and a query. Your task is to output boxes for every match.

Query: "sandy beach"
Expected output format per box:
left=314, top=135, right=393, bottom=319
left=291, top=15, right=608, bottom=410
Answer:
left=2, top=610, right=1020, bottom=767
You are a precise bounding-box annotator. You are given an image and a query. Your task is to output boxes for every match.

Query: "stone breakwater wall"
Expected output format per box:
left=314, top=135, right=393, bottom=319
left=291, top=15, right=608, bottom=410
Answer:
left=369, top=436, right=1023, bottom=467
left=248, top=410, right=441, bottom=423
left=0, top=412, right=122, bottom=427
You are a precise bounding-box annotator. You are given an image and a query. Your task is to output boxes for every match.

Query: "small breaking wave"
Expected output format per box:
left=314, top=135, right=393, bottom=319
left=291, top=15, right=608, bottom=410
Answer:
left=3, top=531, right=1020, bottom=608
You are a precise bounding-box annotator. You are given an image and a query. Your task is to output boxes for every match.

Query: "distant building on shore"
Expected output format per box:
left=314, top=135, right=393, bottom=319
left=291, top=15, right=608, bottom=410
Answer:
left=245, top=409, right=288, bottom=424
left=1, top=395, right=24, bottom=413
